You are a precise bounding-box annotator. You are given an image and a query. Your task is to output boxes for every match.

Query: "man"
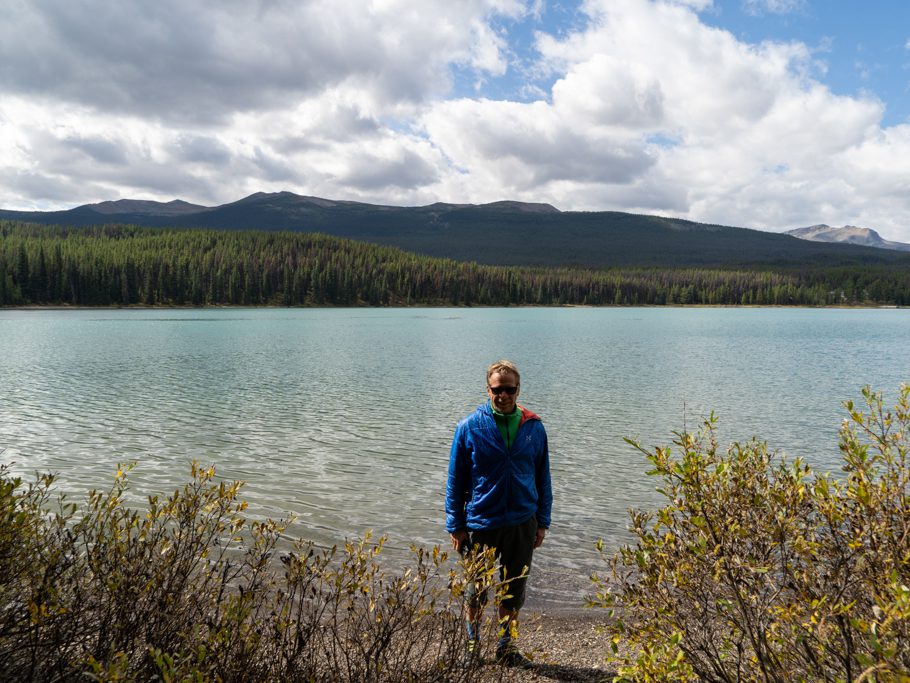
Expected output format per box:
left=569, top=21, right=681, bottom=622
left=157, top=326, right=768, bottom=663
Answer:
left=445, top=359, right=552, bottom=668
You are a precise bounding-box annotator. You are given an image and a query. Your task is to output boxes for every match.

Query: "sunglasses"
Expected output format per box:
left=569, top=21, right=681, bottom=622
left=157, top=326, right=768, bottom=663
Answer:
left=488, top=385, right=519, bottom=395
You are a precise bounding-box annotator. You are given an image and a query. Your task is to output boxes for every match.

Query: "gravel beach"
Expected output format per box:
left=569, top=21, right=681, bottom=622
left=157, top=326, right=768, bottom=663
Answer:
left=474, top=609, right=617, bottom=682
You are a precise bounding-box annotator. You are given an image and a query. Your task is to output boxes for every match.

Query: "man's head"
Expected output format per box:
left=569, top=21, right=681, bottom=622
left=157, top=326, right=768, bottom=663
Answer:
left=486, top=359, right=520, bottom=414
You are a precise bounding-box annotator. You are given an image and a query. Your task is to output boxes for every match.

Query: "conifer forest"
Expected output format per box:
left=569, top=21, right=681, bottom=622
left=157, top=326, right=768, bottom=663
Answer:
left=2, top=221, right=909, bottom=307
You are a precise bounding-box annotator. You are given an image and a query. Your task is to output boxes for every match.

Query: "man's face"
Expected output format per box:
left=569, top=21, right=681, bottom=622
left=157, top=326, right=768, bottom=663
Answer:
left=487, top=370, right=520, bottom=414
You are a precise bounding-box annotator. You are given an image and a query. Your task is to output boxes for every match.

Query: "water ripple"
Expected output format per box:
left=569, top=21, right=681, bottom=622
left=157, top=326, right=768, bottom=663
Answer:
left=2, top=307, right=908, bottom=606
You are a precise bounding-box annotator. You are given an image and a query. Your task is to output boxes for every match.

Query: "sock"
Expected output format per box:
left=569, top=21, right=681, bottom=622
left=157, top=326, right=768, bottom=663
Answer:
left=497, top=631, right=511, bottom=651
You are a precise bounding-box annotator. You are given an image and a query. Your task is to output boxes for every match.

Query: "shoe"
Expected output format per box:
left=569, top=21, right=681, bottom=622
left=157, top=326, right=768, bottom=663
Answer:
left=463, top=638, right=482, bottom=668
left=495, top=643, right=533, bottom=669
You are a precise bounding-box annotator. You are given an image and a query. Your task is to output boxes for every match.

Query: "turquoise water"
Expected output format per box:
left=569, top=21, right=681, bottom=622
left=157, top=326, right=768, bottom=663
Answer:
left=1, top=307, right=908, bottom=605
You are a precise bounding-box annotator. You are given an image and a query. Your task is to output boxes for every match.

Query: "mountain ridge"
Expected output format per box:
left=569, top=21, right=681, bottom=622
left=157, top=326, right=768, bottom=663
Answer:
left=79, top=199, right=209, bottom=216
left=3, top=192, right=909, bottom=270
left=786, top=224, right=910, bottom=252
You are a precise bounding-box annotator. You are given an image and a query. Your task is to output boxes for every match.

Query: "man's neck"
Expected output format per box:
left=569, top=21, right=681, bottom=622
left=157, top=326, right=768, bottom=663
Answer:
left=490, top=401, right=518, bottom=417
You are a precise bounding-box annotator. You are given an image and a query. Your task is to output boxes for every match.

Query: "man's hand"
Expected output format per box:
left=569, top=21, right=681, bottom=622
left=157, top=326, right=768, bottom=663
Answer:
left=533, top=527, right=546, bottom=549
left=451, top=529, right=470, bottom=553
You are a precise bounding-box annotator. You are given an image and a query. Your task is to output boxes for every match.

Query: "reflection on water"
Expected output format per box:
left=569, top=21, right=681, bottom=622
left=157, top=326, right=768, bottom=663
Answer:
left=1, top=307, right=908, bottom=607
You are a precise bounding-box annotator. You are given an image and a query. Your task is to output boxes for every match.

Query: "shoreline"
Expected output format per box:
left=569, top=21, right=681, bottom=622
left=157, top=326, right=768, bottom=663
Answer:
left=478, top=609, right=616, bottom=681
left=1, top=303, right=904, bottom=311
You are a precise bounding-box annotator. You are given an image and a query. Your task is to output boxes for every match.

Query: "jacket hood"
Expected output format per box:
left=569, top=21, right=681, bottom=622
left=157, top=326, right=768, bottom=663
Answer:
left=481, top=400, right=541, bottom=426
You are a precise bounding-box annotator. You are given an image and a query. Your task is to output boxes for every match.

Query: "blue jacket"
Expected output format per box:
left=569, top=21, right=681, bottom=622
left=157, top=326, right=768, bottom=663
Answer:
left=445, top=401, right=552, bottom=533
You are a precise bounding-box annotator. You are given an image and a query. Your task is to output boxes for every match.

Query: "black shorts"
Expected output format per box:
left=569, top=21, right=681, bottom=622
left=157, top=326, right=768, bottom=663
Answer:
left=466, top=516, right=537, bottom=611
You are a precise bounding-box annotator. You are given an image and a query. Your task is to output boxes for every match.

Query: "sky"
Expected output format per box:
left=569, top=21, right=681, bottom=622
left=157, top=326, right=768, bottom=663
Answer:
left=2, top=0, right=910, bottom=241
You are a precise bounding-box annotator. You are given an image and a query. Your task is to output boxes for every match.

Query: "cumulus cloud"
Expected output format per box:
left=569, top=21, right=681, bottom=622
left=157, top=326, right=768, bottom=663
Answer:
left=0, top=0, right=528, bottom=205
left=422, top=98, right=655, bottom=193
left=174, top=136, right=233, bottom=166
left=551, top=54, right=666, bottom=130
left=0, top=0, right=526, bottom=123
left=492, top=0, right=909, bottom=237
left=2, top=0, right=910, bottom=241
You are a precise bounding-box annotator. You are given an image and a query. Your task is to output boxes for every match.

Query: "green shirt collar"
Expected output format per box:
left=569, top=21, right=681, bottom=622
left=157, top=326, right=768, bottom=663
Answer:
left=490, top=400, right=518, bottom=417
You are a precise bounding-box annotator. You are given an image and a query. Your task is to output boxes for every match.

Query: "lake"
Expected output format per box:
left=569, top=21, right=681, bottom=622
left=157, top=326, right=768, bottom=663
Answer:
left=1, top=307, right=907, bottom=607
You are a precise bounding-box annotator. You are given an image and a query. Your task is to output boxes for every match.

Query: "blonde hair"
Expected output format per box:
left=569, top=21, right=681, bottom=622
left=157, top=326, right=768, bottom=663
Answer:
left=486, top=359, right=520, bottom=385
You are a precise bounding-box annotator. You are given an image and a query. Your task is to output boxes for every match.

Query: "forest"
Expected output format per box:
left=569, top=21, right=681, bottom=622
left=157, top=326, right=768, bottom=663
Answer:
left=2, top=221, right=909, bottom=307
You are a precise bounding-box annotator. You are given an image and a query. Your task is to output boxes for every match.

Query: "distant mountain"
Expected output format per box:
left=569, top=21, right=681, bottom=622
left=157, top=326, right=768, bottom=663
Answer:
left=81, top=199, right=208, bottom=216
left=786, top=224, right=910, bottom=252
left=4, top=192, right=910, bottom=270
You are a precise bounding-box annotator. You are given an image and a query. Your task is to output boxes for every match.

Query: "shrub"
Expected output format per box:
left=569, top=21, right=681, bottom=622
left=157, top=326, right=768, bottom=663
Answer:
left=0, top=462, right=505, bottom=682
left=591, top=385, right=910, bottom=682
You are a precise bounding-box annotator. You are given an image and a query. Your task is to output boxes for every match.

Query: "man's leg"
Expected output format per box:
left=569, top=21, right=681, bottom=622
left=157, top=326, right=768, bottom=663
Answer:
left=497, top=605, right=519, bottom=648
left=494, top=517, right=537, bottom=668
left=496, top=606, right=532, bottom=667
left=461, top=536, right=490, bottom=665
left=466, top=603, right=482, bottom=642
